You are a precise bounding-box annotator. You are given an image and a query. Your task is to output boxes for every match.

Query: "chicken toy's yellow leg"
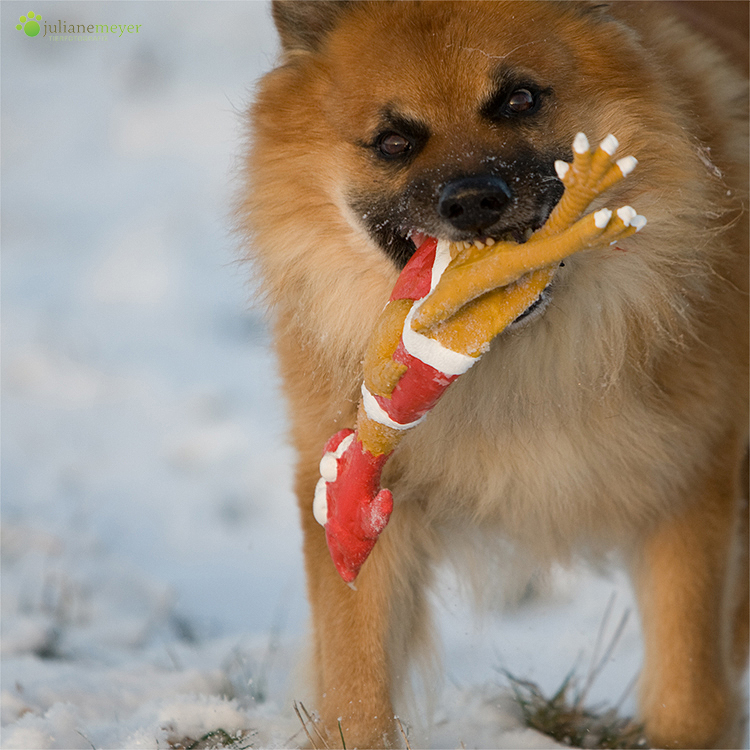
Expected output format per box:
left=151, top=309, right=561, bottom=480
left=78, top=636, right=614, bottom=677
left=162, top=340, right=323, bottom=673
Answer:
left=431, top=207, right=641, bottom=356
left=413, top=133, right=643, bottom=336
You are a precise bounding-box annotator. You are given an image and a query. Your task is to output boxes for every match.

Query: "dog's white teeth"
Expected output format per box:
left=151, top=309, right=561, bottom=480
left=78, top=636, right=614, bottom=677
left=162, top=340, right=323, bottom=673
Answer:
left=473, top=239, right=485, bottom=250
left=485, top=237, right=495, bottom=248
left=573, top=132, right=590, bottom=154
left=600, top=133, right=619, bottom=155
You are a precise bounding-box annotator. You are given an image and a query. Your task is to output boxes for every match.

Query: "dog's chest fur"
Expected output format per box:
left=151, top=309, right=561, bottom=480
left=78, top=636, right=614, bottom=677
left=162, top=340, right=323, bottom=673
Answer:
left=385, top=314, right=707, bottom=558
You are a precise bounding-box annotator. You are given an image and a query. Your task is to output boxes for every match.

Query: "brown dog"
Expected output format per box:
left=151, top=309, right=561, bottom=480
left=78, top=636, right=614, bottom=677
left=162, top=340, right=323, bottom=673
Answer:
left=240, top=2, right=749, bottom=747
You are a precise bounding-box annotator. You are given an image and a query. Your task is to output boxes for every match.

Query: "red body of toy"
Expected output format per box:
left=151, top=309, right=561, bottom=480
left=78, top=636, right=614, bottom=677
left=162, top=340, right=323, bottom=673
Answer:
left=314, top=238, right=459, bottom=582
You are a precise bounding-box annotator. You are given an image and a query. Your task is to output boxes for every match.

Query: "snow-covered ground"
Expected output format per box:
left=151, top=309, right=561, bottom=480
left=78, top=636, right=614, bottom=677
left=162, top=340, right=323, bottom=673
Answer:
left=0, top=2, right=690, bottom=748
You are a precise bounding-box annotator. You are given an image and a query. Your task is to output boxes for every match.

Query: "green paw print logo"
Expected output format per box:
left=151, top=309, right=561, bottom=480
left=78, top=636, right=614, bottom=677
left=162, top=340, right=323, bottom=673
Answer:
left=16, top=11, right=41, bottom=37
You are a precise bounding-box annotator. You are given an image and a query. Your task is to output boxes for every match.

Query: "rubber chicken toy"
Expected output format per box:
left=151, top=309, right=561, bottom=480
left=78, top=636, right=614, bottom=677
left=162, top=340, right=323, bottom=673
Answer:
left=314, top=133, right=646, bottom=582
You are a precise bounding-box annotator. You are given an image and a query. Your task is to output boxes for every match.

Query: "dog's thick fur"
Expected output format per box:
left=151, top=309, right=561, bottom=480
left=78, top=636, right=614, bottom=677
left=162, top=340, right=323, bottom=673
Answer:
left=240, top=2, right=749, bottom=747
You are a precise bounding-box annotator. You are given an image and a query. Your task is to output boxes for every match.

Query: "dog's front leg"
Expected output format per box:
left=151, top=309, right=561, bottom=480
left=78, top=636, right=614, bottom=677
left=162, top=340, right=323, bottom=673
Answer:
left=630, top=446, right=748, bottom=749
left=298, top=459, right=428, bottom=748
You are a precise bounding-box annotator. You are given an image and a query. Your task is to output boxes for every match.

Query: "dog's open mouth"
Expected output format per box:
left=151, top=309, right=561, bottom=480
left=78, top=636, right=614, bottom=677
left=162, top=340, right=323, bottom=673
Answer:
left=406, top=226, right=535, bottom=254
left=406, top=227, right=557, bottom=328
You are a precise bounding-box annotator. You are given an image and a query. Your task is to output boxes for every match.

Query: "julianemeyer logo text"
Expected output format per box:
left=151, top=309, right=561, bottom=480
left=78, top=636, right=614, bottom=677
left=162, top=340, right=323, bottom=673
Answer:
left=49, top=21, right=141, bottom=37
left=16, top=11, right=141, bottom=39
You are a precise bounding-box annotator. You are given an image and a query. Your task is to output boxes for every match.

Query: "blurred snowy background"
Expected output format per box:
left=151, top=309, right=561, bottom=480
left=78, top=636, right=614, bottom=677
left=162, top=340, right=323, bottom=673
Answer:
left=3, top=3, right=650, bottom=748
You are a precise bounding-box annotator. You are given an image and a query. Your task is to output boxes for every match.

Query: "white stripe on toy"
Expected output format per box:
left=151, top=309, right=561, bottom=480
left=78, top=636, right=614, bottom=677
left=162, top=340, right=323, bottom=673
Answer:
left=361, top=383, right=427, bottom=430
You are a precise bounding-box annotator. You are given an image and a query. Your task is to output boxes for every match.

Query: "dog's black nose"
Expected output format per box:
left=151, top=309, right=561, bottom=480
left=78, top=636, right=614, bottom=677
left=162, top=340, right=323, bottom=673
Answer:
left=438, top=175, right=512, bottom=232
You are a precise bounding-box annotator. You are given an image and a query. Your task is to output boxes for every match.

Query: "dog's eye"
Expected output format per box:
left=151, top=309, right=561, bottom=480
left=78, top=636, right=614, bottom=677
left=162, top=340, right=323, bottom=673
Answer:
left=506, top=88, right=536, bottom=114
left=481, top=84, right=547, bottom=122
left=377, top=132, right=412, bottom=158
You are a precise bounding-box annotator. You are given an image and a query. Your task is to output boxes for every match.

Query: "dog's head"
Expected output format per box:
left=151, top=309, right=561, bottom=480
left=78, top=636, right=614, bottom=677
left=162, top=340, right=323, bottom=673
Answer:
left=267, top=0, right=652, bottom=269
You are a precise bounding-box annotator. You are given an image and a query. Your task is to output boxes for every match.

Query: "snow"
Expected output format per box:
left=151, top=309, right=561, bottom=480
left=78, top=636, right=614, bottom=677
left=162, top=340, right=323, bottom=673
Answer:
left=0, top=2, right=694, bottom=748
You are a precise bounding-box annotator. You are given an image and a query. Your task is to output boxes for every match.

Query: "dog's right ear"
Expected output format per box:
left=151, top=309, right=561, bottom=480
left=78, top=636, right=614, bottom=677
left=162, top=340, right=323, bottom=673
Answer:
left=272, top=1, right=353, bottom=52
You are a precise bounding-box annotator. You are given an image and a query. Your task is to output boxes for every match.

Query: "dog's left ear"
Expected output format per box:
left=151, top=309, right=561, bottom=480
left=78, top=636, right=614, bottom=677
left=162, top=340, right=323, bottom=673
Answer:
left=272, top=0, right=354, bottom=52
